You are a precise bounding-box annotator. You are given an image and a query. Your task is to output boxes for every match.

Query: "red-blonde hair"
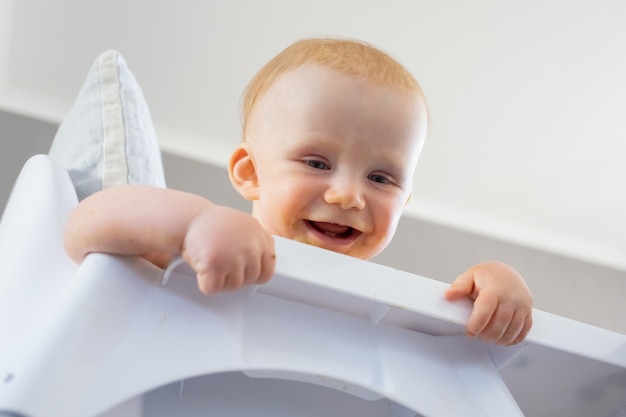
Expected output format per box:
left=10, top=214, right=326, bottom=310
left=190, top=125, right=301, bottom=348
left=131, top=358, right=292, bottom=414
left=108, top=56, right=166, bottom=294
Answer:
left=241, top=38, right=425, bottom=139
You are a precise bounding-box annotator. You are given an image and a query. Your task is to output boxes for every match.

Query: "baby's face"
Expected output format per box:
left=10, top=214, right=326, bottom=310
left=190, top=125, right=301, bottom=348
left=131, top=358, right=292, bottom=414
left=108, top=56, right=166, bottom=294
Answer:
left=244, top=64, right=427, bottom=259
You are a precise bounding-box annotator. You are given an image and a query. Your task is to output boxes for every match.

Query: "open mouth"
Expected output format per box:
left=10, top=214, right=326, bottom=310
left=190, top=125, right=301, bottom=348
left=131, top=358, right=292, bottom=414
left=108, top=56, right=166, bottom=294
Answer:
left=306, top=220, right=360, bottom=240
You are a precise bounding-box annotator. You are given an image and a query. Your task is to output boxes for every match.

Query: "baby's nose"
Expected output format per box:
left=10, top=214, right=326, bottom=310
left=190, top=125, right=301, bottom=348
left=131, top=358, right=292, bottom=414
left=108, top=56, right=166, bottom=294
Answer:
left=323, top=180, right=365, bottom=210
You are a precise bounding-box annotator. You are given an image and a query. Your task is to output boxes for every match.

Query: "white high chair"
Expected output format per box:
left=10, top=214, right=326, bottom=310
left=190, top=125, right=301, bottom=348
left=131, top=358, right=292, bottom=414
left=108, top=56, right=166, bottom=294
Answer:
left=0, top=155, right=625, bottom=417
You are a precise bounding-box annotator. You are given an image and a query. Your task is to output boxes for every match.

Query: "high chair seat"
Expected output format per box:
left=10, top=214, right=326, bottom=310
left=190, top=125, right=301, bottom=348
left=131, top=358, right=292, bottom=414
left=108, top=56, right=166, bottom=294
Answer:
left=1, top=155, right=625, bottom=417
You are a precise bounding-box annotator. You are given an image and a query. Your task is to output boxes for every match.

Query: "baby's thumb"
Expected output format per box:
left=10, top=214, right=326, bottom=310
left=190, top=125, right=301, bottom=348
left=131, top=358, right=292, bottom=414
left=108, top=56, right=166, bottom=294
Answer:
left=445, top=270, right=476, bottom=301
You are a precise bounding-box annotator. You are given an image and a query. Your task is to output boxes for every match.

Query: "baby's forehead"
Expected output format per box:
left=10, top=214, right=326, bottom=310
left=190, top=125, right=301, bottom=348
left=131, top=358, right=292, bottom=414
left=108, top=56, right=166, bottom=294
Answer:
left=260, top=64, right=426, bottom=119
left=247, top=64, right=427, bottom=151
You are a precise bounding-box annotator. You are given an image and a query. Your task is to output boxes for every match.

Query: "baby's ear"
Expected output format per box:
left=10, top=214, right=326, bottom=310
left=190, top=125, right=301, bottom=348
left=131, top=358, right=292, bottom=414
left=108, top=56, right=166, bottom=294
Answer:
left=229, top=143, right=259, bottom=200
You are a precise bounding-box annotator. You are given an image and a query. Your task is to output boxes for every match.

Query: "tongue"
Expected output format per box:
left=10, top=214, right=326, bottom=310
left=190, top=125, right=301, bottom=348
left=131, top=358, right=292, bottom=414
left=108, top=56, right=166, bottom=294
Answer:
left=312, top=221, right=350, bottom=235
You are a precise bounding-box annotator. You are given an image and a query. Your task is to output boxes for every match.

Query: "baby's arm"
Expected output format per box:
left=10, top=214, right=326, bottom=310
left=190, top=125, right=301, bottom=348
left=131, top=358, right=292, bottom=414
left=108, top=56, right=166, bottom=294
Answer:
left=444, top=261, right=533, bottom=346
left=64, top=185, right=276, bottom=294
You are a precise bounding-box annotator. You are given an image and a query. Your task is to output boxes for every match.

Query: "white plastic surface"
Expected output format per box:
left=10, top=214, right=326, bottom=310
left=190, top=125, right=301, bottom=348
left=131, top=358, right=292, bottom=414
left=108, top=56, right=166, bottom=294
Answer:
left=0, top=155, right=625, bottom=417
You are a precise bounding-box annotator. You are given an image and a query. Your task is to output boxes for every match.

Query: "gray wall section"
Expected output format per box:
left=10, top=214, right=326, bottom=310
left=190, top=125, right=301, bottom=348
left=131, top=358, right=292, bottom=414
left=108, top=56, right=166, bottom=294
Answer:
left=2, top=110, right=625, bottom=334
left=0, top=111, right=58, bottom=202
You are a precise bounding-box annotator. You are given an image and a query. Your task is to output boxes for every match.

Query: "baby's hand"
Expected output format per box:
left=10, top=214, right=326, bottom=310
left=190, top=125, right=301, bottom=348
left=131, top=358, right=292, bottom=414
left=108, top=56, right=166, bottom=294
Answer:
left=182, top=205, right=276, bottom=295
left=445, top=261, right=533, bottom=346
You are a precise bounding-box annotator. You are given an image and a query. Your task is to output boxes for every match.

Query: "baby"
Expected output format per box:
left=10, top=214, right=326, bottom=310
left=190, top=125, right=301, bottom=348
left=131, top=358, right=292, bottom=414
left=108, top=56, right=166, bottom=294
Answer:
left=65, top=38, right=532, bottom=346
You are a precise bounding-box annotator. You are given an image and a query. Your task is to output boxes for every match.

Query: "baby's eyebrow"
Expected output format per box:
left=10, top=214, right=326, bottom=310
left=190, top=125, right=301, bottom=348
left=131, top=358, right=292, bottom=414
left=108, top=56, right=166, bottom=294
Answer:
left=372, top=154, right=407, bottom=174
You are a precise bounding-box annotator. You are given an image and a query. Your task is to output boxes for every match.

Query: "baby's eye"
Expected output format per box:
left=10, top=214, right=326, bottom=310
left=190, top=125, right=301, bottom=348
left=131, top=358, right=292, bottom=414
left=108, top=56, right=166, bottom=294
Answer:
left=368, top=173, right=393, bottom=185
left=304, top=159, right=330, bottom=170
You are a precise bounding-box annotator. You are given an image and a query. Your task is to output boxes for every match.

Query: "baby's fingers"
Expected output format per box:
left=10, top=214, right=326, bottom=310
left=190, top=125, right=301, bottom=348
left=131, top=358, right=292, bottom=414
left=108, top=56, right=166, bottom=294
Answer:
left=505, top=312, right=533, bottom=346
left=472, top=303, right=533, bottom=346
left=241, top=248, right=276, bottom=287
left=494, top=311, right=527, bottom=346
left=465, top=289, right=499, bottom=339
left=445, top=270, right=477, bottom=301
left=256, top=249, right=276, bottom=285
left=195, top=267, right=228, bottom=295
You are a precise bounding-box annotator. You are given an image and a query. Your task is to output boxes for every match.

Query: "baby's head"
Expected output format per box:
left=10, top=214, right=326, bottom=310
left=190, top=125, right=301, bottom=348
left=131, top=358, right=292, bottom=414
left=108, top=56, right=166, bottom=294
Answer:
left=241, top=38, right=424, bottom=141
left=229, top=38, right=428, bottom=259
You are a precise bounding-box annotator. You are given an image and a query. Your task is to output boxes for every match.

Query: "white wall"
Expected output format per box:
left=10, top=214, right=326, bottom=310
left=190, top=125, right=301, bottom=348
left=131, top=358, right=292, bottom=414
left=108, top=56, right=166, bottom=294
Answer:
left=1, top=0, right=625, bottom=272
